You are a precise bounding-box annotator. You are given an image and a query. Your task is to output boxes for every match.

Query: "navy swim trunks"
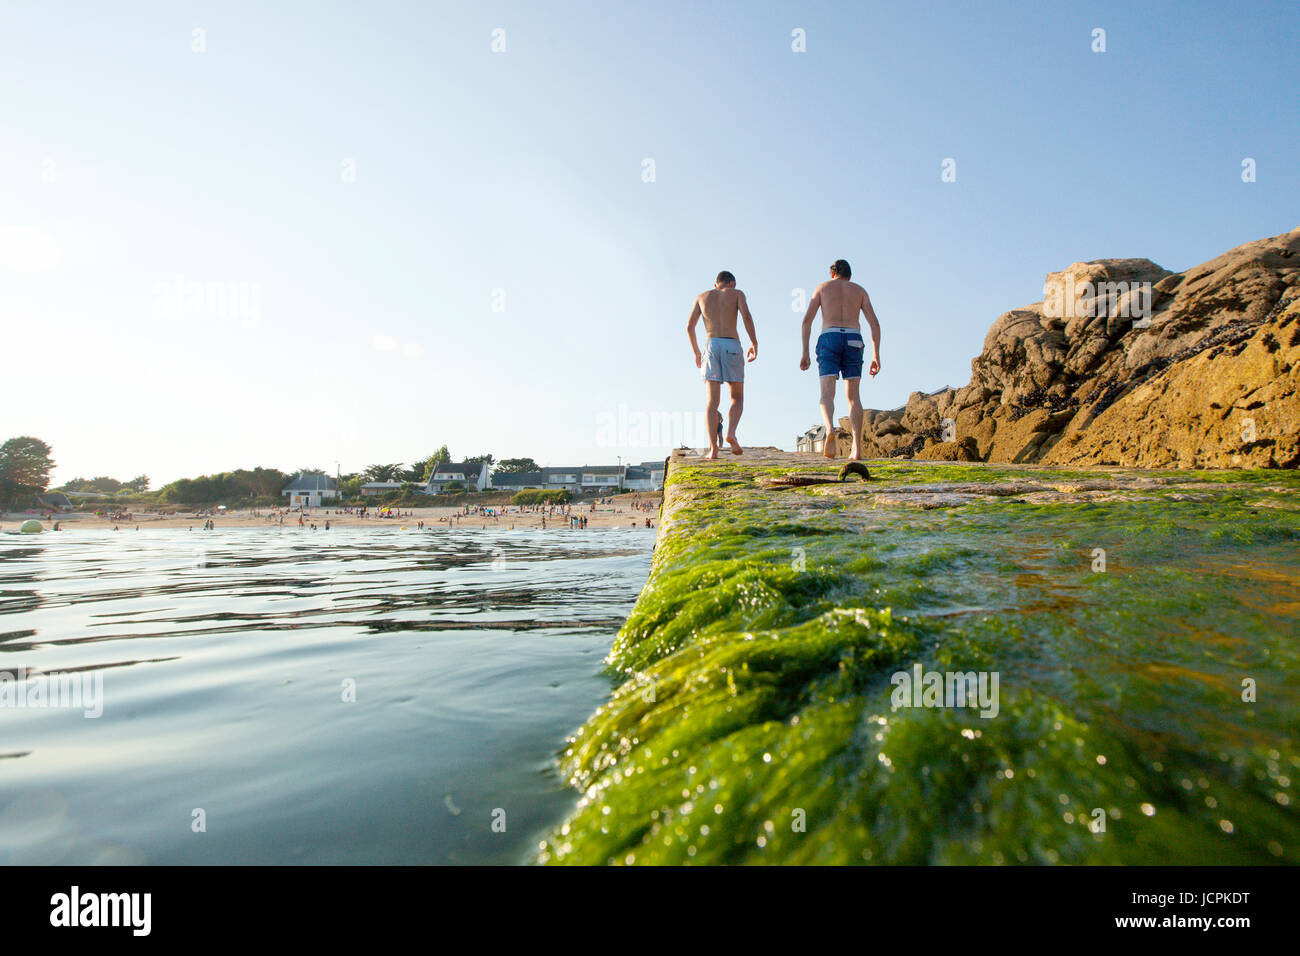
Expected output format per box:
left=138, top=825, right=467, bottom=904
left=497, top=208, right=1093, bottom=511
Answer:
left=815, top=327, right=866, bottom=379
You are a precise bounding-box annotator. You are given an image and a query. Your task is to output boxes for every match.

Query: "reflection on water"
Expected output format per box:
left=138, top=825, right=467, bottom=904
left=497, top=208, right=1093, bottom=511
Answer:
left=0, top=526, right=653, bottom=864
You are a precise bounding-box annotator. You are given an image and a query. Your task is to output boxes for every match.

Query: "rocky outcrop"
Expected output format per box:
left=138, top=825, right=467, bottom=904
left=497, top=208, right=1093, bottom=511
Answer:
left=837, top=227, right=1300, bottom=468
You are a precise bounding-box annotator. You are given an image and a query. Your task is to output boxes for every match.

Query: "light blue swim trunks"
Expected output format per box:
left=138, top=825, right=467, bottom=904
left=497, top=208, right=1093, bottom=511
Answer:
left=701, top=337, right=744, bottom=383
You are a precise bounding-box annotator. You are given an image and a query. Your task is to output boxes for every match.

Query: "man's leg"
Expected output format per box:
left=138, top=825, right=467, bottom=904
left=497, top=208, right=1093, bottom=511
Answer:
left=705, top=380, right=722, bottom=459
left=819, top=375, right=838, bottom=459
left=725, top=381, right=744, bottom=455
left=844, top=377, right=864, bottom=460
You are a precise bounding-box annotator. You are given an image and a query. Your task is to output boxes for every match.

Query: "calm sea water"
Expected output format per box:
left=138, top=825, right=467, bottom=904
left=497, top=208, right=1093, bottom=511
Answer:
left=0, top=526, right=653, bottom=864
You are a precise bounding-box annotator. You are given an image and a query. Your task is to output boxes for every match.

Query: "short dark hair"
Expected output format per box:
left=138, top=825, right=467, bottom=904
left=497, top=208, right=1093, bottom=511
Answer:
left=830, top=259, right=851, bottom=278
left=716, top=271, right=736, bottom=285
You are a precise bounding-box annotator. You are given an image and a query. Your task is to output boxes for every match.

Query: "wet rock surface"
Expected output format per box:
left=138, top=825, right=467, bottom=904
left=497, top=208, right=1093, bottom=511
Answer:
left=540, top=450, right=1300, bottom=864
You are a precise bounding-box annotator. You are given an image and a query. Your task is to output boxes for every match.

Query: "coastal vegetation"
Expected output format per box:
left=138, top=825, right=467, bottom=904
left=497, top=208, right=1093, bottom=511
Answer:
left=512, top=489, right=571, bottom=505
left=5, top=444, right=548, bottom=511
left=497, top=458, right=541, bottom=474
left=0, top=436, right=55, bottom=508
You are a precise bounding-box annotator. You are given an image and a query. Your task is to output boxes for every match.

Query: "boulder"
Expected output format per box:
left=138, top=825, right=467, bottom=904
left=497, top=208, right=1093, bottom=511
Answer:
left=841, top=226, right=1300, bottom=469
left=915, top=437, right=980, bottom=461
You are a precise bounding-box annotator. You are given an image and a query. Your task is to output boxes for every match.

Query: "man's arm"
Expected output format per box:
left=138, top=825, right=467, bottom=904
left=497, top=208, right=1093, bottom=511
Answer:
left=861, top=290, right=881, bottom=376
left=799, top=288, right=821, bottom=370
left=687, top=298, right=704, bottom=368
left=737, top=291, right=758, bottom=361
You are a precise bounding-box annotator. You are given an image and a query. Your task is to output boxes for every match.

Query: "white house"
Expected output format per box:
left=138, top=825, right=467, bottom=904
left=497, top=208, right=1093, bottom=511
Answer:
left=796, top=425, right=829, bottom=454
left=623, top=460, right=666, bottom=491
left=360, top=481, right=408, bottom=497
left=282, top=473, right=339, bottom=508
left=537, top=465, right=627, bottom=493
left=491, top=471, right=546, bottom=491
left=427, top=461, right=491, bottom=493
left=579, top=465, right=624, bottom=490
left=542, top=469, right=580, bottom=492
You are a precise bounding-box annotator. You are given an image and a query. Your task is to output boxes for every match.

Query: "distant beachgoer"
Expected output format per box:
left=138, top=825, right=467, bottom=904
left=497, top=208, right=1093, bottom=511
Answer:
left=688, top=270, right=756, bottom=458
left=798, top=259, right=882, bottom=461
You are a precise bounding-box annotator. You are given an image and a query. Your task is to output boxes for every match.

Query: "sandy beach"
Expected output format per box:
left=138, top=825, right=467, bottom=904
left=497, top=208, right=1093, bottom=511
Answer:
left=3, top=493, right=664, bottom=532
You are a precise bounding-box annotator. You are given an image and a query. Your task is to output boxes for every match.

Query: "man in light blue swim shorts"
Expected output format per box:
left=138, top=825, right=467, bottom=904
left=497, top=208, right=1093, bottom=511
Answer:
left=798, top=259, right=882, bottom=461
left=687, top=270, right=758, bottom=458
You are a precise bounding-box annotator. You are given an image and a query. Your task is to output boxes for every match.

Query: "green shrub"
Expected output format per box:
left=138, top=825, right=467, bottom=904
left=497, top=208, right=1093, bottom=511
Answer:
left=512, top=489, right=570, bottom=505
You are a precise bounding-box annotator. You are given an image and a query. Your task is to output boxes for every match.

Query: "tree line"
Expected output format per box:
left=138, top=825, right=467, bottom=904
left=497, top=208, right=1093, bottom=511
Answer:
left=356, top=452, right=541, bottom=483
left=1, top=434, right=546, bottom=508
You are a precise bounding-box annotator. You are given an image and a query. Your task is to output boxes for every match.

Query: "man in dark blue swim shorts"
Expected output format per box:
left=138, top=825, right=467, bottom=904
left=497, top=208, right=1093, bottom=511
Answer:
left=798, top=259, right=882, bottom=461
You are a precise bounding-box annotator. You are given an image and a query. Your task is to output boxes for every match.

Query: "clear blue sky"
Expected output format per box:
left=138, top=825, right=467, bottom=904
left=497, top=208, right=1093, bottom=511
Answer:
left=2, top=0, right=1296, bottom=486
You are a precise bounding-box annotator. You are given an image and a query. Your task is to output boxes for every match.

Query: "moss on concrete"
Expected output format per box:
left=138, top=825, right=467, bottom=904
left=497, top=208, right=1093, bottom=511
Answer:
left=539, top=449, right=1300, bottom=864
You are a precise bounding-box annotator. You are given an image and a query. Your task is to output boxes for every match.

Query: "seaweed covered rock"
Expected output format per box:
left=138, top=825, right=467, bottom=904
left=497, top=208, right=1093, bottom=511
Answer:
left=540, top=450, right=1300, bottom=865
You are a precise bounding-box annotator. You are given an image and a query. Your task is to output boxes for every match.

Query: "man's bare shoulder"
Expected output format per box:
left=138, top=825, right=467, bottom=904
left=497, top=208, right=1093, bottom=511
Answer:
left=850, top=281, right=868, bottom=297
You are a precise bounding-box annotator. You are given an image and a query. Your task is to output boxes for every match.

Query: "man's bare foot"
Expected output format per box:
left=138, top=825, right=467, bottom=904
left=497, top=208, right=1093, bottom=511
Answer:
left=707, top=446, right=720, bottom=460
left=850, top=446, right=863, bottom=461
left=726, top=434, right=743, bottom=455
left=822, top=442, right=837, bottom=460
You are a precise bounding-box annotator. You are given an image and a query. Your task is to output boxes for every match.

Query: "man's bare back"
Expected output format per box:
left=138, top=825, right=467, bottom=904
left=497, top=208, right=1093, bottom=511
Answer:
left=815, top=277, right=869, bottom=329
left=696, top=288, right=743, bottom=339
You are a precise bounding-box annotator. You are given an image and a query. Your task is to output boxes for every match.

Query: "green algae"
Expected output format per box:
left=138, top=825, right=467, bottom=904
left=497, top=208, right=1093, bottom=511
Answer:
left=540, top=457, right=1300, bottom=865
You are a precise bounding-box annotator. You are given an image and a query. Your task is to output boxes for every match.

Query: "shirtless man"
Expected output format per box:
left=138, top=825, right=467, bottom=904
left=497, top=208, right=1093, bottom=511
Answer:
left=798, top=259, right=881, bottom=460
left=688, top=271, right=758, bottom=458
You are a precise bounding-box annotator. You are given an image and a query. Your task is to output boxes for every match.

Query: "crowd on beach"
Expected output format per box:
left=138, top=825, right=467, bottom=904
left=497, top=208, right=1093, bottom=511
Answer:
left=6, top=494, right=660, bottom=534
left=437, top=500, right=655, bottom=530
